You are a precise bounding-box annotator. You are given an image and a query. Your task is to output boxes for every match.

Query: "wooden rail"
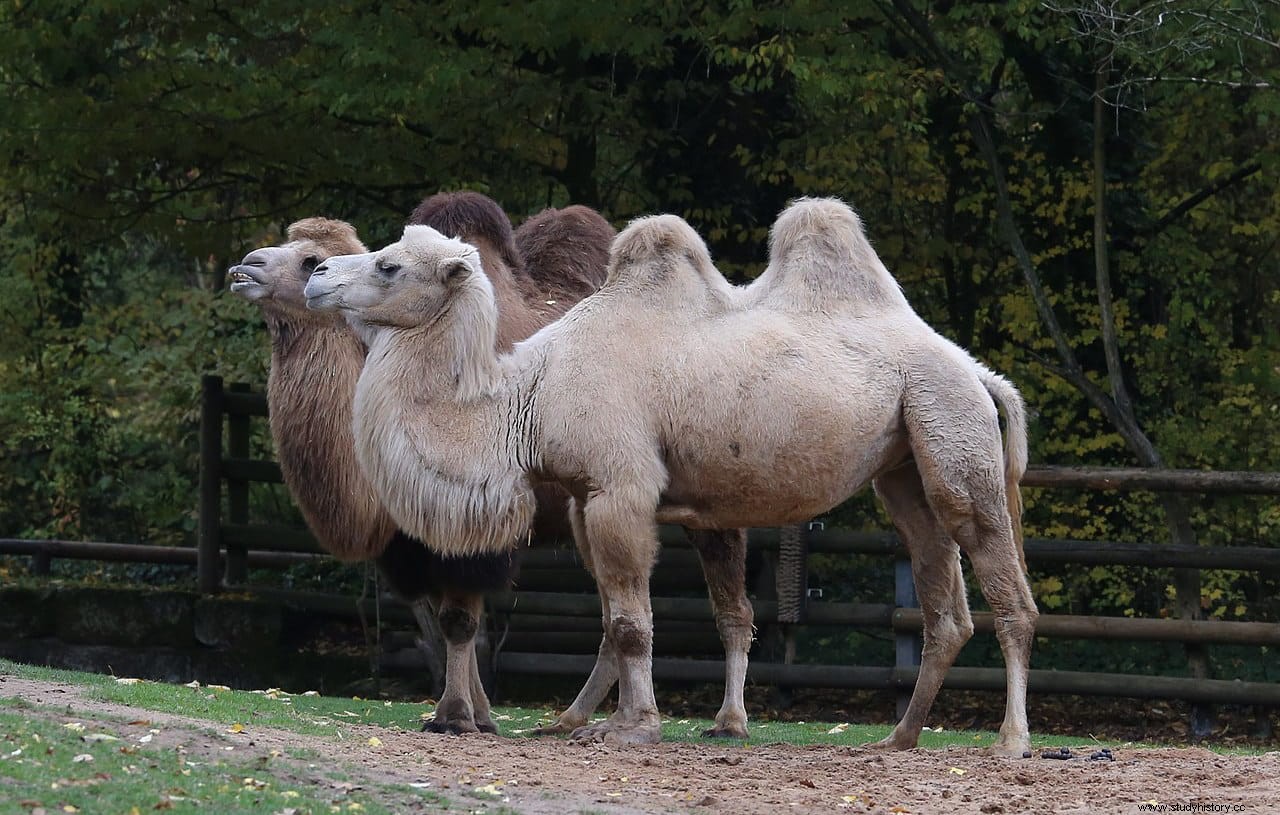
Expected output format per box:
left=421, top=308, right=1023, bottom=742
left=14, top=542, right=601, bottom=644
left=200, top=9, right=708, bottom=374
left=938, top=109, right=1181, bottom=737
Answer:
left=142, top=376, right=1280, bottom=710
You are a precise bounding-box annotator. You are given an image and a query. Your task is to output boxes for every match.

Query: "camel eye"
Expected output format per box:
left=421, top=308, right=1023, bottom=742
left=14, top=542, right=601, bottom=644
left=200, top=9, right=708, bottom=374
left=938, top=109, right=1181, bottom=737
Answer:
left=301, top=256, right=319, bottom=273
left=377, top=261, right=401, bottom=276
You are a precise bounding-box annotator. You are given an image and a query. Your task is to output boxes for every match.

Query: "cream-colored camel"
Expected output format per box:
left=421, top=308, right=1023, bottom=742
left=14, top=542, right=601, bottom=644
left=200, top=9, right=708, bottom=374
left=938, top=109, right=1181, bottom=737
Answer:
left=229, top=199, right=754, bottom=740
left=304, top=197, right=1037, bottom=754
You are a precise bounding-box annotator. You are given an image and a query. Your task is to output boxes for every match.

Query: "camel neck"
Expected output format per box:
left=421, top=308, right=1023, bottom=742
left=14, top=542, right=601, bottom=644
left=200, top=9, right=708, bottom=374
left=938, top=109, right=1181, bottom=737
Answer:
left=352, top=324, right=537, bottom=557
left=262, top=310, right=394, bottom=560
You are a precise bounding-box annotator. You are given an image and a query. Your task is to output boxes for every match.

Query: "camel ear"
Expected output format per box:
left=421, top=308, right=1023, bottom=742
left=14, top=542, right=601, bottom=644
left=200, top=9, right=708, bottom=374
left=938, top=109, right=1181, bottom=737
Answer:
left=442, top=259, right=470, bottom=284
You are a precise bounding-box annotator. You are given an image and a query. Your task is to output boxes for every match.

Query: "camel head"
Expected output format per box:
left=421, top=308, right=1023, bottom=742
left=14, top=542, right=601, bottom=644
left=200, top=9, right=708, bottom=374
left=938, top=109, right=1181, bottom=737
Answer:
left=305, top=224, right=495, bottom=331
left=227, top=218, right=366, bottom=314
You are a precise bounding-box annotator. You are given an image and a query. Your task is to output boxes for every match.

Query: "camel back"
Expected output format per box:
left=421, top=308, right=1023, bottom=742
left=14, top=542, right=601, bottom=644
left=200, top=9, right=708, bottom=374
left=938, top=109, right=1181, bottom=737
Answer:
left=408, top=191, right=523, bottom=272
left=286, top=217, right=367, bottom=256
left=514, top=205, right=613, bottom=303
left=762, top=197, right=907, bottom=311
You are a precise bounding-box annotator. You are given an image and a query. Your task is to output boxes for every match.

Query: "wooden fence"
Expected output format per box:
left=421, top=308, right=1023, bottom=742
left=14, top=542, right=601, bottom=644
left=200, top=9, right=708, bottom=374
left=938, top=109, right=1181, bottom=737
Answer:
left=189, top=376, right=1280, bottom=709
left=6, top=375, right=1279, bottom=713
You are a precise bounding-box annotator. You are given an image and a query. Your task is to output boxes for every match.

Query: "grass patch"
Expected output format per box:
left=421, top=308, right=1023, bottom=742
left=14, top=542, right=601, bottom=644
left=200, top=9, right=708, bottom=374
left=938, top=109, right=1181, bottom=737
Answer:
left=0, top=705, right=420, bottom=814
left=0, top=657, right=1212, bottom=753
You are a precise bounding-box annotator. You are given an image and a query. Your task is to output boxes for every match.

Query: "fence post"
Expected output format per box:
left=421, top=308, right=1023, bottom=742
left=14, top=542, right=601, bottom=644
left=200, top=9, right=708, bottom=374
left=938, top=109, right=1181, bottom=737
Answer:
left=224, top=382, right=252, bottom=585
left=197, top=375, right=224, bottom=594
left=893, top=543, right=920, bottom=721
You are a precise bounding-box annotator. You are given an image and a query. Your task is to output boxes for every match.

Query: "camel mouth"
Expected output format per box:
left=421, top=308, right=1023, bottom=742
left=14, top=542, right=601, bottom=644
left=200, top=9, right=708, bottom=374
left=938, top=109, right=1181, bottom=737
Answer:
left=226, top=265, right=267, bottom=297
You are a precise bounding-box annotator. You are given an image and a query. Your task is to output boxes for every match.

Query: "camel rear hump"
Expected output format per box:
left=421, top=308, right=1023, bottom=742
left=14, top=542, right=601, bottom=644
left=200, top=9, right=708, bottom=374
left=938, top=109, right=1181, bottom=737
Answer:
left=759, top=197, right=909, bottom=312
left=606, top=214, right=736, bottom=309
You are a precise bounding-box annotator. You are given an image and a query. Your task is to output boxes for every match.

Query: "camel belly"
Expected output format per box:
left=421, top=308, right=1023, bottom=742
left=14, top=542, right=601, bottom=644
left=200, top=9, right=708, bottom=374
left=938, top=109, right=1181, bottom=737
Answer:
left=657, top=406, right=909, bottom=529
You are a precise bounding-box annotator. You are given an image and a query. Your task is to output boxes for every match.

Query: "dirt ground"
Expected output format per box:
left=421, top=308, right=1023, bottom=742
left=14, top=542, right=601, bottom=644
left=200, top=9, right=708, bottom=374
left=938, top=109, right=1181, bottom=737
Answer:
left=4, top=675, right=1278, bottom=815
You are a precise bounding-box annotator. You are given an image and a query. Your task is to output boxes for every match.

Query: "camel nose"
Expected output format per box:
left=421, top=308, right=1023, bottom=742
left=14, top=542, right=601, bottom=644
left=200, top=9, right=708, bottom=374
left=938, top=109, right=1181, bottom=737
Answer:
left=312, top=262, right=329, bottom=276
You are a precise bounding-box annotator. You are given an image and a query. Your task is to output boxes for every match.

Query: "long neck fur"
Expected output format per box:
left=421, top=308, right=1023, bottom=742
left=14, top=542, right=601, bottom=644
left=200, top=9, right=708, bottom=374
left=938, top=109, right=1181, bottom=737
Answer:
left=353, top=290, right=537, bottom=558
left=263, top=308, right=395, bottom=560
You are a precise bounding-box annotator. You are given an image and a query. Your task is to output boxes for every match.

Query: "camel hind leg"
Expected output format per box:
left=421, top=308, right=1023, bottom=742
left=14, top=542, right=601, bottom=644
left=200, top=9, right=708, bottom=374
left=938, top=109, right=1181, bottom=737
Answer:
left=872, top=462, right=975, bottom=751
left=911, top=446, right=1038, bottom=757
left=689, top=527, right=753, bottom=739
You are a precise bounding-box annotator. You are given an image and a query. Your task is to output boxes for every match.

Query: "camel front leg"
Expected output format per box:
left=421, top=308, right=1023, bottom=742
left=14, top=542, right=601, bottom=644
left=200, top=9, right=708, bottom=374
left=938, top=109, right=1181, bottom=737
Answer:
left=872, top=463, right=975, bottom=752
left=421, top=591, right=496, bottom=734
left=689, top=528, right=752, bottom=739
left=569, top=491, right=662, bottom=746
left=535, top=500, right=621, bottom=735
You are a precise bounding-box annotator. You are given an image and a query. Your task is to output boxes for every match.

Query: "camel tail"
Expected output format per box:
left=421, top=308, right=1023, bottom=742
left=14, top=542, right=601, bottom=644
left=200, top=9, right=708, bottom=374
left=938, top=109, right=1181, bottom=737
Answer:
left=978, top=366, right=1028, bottom=573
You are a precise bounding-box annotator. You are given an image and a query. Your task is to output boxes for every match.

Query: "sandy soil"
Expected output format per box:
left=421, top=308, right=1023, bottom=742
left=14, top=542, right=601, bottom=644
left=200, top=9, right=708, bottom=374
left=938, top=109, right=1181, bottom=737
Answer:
left=3, top=675, right=1278, bottom=815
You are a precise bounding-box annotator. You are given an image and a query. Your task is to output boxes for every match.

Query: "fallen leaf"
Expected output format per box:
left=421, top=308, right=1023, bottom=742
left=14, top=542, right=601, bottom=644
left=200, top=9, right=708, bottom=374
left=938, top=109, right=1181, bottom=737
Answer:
left=114, top=677, right=143, bottom=686
left=474, top=783, right=504, bottom=797
left=183, top=681, right=200, bottom=689
left=827, top=723, right=849, bottom=735
left=302, top=691, right=319, bottom=697
left=138, top=735, right=153, bottom=745
left=83, top=734, right=119, bottom=743
left=366, top=737, right=382, bottom=747
left=62, top=723, right=85, bottom=733
left=948, top=767, right=967, bottom=776
left=228, top=723, right=245, bottom=734
left=72, top=754, right=94, bottom=763
left=209, top=685, right=231, bottom=692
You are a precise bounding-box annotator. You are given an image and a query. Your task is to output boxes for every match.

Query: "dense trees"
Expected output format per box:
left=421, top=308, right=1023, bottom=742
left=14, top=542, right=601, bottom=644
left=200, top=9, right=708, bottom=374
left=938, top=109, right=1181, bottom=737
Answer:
left=2, top=1, right=1277, bottom=628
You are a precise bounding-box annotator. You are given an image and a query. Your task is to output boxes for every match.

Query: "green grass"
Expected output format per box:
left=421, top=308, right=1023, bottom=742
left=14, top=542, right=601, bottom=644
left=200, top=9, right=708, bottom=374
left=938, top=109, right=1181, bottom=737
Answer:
left=0, top=703, right=419, bottom=814
left=1, top=657, right=1127, bottom=753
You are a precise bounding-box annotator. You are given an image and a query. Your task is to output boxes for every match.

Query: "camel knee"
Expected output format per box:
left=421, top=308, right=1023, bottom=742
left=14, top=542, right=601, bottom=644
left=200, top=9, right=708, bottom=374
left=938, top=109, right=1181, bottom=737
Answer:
left=438, top=607, right=479, bottom=644
left=715, top=602, right=754, bottom=646
left=610, top=615, right=652, bottom=658
left=995, top=605, right=1038, bottom=645
left=922, top=612, right=973, bottom=658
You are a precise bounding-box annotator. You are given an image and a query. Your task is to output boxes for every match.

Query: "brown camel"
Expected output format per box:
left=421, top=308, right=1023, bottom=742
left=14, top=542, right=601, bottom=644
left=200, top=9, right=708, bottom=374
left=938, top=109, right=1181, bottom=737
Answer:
left=229, top=193, right=754, bottom=739
left=304, top=197, right=1036, bottom=754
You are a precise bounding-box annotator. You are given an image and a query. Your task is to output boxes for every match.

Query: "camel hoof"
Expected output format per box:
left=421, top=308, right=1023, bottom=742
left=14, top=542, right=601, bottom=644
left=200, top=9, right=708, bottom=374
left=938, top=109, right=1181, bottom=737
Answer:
left=531, top=721, right=580, bottom=737
left=988, top=738, right=1032, bottom=758
left=702, top=724, right=749, bottom=740
left=867, top=734, right=918, bottom=751
left=569, top=720, right=661, bottom=746
left=475, top=719, right=499, bottom=735
left=420, top=717, right=480, bottom=735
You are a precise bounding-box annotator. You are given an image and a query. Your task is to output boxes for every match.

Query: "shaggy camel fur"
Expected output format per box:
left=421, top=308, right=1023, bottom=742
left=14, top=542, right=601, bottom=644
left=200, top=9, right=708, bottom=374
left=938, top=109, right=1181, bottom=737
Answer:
left=305, top=197, right=1037, bottom=754
left=226, top=201, right=593, bottom=734
left=231, top=196, right=754, bottom=740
